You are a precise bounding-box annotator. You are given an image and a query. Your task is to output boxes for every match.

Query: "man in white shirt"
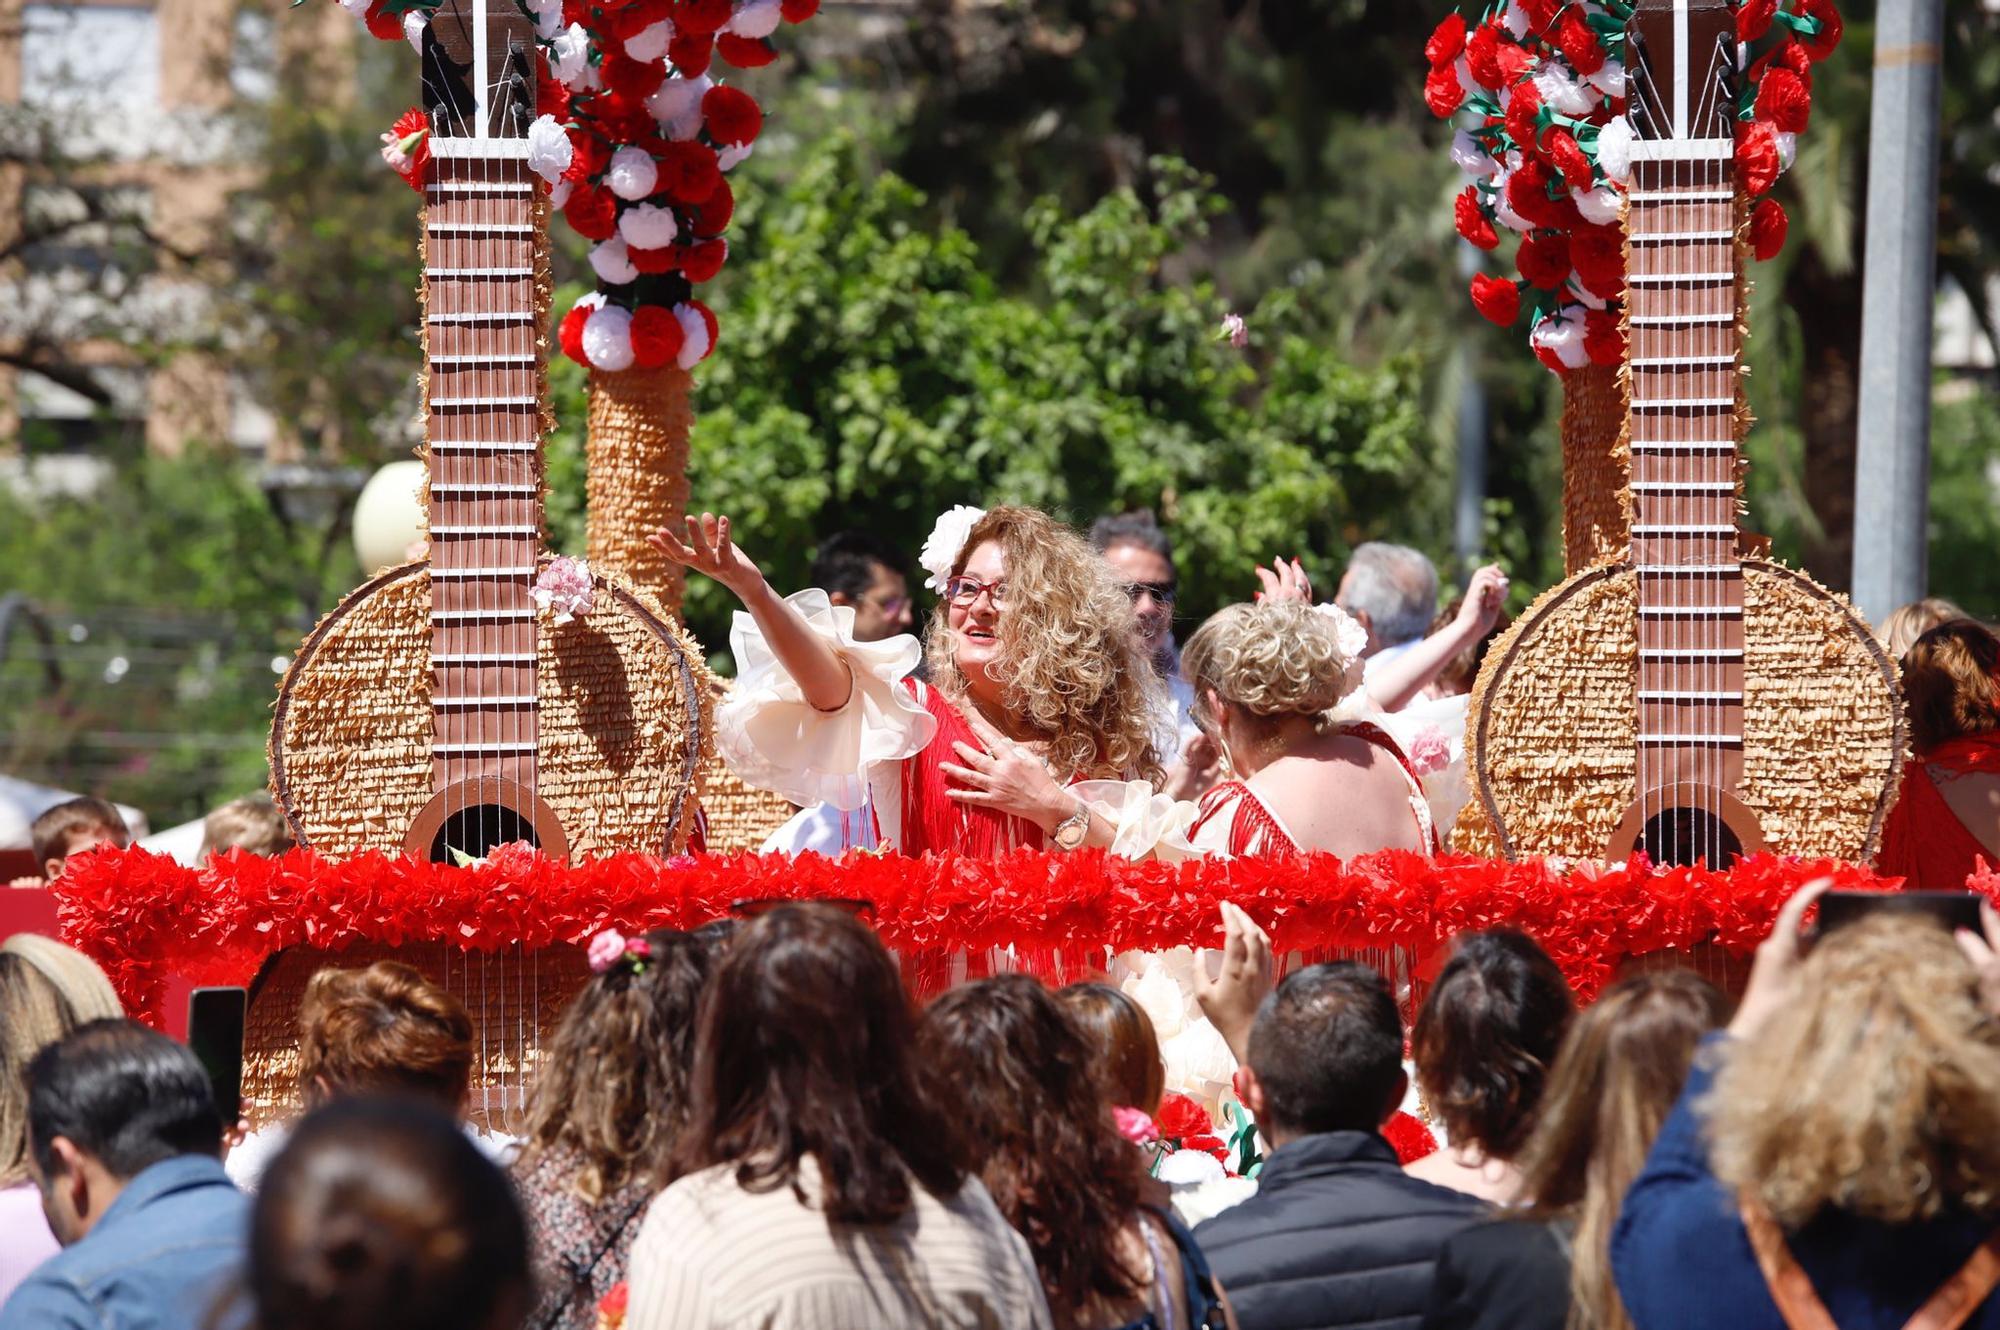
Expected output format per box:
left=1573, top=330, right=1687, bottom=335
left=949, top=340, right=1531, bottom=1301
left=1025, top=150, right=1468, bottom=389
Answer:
left=1335, top=542, right=1441, bottom=689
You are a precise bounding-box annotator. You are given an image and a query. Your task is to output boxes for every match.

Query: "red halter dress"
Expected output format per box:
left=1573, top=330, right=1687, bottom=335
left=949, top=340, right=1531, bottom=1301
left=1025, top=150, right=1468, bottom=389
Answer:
left=891, top=681, right=1051, bottom=858
left=1878, top=734, right=2000, bottom=889
left=1188, top=721, right=1439, bottom=857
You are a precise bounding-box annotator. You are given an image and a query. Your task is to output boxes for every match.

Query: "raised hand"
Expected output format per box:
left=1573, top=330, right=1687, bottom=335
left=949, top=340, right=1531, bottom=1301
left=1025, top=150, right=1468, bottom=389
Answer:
left=1954, top=899, right=2000, bottom=1018
left=1194, top=901, right=1274, bottom=1067
left=647, top=511, right=764, bottom=599
left=1253, top=558, right=1314, bottom=605
left=1456, top=563, right=1510, bottom=636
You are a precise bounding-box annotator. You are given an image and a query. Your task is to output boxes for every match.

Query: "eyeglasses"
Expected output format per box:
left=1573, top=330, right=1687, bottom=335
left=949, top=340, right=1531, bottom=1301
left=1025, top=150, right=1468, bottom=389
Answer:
left=865, top=594, right=911, bottom=618
left=1123, top=580, right=1177, bottom=605
left=942, top=575, right=1008, bottom=608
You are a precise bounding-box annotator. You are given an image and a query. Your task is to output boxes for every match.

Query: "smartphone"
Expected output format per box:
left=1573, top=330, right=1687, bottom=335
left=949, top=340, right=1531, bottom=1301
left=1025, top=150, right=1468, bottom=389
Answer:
left=1816, top=890, right=1984, bottom=941
left=186, top=986, right=247, bottom=1124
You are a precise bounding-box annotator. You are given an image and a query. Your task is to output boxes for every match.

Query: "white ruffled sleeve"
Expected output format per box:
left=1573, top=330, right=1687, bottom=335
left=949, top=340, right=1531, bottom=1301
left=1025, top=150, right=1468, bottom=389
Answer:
left=715, top=589, right=936, bottom=811
left=1071, top=779, right=1200, bottom=863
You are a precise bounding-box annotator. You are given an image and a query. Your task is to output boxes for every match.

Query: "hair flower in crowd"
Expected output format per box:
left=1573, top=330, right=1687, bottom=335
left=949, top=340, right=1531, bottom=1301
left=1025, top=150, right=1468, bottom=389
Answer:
left=1313, top=602, right=1371, bottom=663
left=534, top=556, right=596, bottom=625
left=1218, top=313, right=1248, bottom=348
left=586, top=928, right=652, bottom=975
left=1407, top=726, right=1454, bottom=777
left=1112, top=1105, right=1161, bottom=1145
left=920, top=505, right=987, bottom=594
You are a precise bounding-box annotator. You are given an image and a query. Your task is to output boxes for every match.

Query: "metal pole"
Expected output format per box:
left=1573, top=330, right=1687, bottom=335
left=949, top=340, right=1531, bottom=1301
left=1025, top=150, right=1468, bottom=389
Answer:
left=1851, top=0, right=1944, bottom=624
left=1454, top=240, right=1488, bottom=568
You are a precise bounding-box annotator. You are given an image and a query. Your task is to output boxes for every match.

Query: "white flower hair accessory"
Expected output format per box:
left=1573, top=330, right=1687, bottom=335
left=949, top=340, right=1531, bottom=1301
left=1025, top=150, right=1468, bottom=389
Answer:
left=920, top=505, right=986, bottom=595
left=1314, top=602, right=1370, bottom=662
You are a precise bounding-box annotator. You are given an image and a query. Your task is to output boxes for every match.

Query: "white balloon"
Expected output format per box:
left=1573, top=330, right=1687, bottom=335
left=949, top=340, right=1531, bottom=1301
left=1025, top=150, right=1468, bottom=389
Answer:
left=352, top=460, right=427, bottom=574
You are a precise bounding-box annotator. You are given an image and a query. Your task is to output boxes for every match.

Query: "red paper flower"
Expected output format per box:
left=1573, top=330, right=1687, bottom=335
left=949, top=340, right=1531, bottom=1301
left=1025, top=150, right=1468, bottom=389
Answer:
left=674, top=0, right=733, bottom=35
left=1504, top=76, right=1545, bottom=152
left=1493, top=40, right=1534, bottom=89
left=689, top=176, right=734, bottom=235
left=563, top=185, right=620, bottom=241
left=668, top=30, right=714, bottom=76
left=684, top=298, right=719, bottom=361
left=1425, top=13, right=1466, bottom=67
left=602, top=51, right=666, bottom=101
left=1454, top=187, right=1498, bottom=250
left=1583, top=309, right=1624, bottom=366
left=654, top=139, right=721, bottom=204
left=362, top=0, right=402, bottom=41
left=1506, top=158, right=1565, bottom=230
left=558, top=304, right=592, bottom=364
left=1470, top=272, right=1521, bottom=326
left=386, top=107, right=430, bottom=190
left=1556, top=11, right=1605, bottom=75
left=1383, top=1111, right=1438, bottom=1165
left=1156, top=1093, right=1211, bottom=1142
left=716, top=32, right=777, bottom=68
left=1736, top=119, right=1782, bottom=197
left=630, top=304, right=686, bottom=368
left=1465, top=21, right=1504, bottom=89
left=1546, top=127, right=1594, bottom=191
left=1794, top=0, right=1843, bottom=61
left=1425, top=61, right=1465, bottom=119
left=1519, top=0, right=1560, bottom=32
left=701, top=85, right=763, bottom=146
left=628, top=243, right=681, bottom=274
left=563, top=130, right=610, bottom=185
left=679, top=236, right=727, bottom=282
left=1750, top=196, right=1789, bottom=261
left=1737, top=0, right=1778, bottom=44
left=1516, top=231, right=1571, bottom=290
left=1570, top=223, right=1625, bottom=299
left=1756, top=67, right=1811, bottom=134
left=780, top=0, right=819, bottom=20
left=537, top=71, right=572, bottom=125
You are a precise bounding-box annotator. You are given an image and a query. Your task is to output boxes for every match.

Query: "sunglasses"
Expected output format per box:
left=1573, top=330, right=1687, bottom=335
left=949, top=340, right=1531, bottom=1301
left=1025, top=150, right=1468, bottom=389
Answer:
left=942, top=575, right=1008, bottom=608
left=1123, top=580, right=1177, bottom=605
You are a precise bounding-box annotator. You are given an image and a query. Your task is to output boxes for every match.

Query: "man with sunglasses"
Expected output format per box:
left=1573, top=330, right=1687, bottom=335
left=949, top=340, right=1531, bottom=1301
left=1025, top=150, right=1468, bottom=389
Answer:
left=1088, top=512, right=1215, bottom=797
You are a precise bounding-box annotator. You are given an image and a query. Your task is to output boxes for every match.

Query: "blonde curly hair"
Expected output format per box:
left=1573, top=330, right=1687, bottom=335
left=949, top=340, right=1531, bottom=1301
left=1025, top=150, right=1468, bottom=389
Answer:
left=925, top=506, right=1164, bottom=783
left=1182, top=601, right=1364, bottom=737
left=1705, top=915, right=2000, bottom=1228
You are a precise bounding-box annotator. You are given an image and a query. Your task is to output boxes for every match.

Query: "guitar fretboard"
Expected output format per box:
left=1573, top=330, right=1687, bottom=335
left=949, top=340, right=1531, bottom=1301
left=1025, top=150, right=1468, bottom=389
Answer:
left=422, top=138, right=542, bottom=795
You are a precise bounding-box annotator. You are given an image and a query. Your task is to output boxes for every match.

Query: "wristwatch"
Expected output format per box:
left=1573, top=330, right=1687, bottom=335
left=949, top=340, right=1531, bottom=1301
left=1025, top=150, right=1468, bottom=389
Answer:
left=1051, top=799, right=1091, bottom=851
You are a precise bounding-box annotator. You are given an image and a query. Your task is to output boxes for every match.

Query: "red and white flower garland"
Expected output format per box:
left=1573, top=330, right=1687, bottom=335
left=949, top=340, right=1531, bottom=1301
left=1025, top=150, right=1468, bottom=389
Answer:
left=1427, top=0, right=1840, bottom=372
left=333, top=0, right=824, bottom=372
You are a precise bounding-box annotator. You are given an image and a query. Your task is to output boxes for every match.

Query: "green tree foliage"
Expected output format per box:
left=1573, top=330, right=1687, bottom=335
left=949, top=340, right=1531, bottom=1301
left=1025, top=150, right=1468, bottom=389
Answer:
left=545, top=139, right=1431, bottom=661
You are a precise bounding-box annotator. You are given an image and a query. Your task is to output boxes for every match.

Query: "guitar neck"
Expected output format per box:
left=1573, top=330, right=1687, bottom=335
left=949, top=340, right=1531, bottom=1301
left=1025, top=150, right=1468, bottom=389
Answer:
left=1627, top=137, right=1745, bottom=800
left=422, top=137, right=543, bottom=794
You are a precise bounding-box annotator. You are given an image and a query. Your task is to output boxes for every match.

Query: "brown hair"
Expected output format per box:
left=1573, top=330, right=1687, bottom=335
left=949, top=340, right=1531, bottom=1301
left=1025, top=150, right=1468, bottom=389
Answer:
left=201, top=793, right=297, bottom=858
left=516, top=924, right=731, bottom=1203
left=1513, top=971, right=1727, bottom=1330
left=666, top=904, right=963, bottom=1224
left=1901, top=618, right=2000, bottom=754
left=0, top=941, right=124, bottom=1185
left=1706, top=915, right=2000, bottom=1228
left=1057, top=982, right=1165, bottom=1116
left=296, top=962, right=473, bottom=1112
left=250, top=1097, right=531, bottom=1330
left=30, top=796, right=127, bottom=872
left=925, top=506, right=1165, bottom=783
left=921, top=975, right=1146, bottom=1326
left=1412, top=929, right=1575, bottom=1159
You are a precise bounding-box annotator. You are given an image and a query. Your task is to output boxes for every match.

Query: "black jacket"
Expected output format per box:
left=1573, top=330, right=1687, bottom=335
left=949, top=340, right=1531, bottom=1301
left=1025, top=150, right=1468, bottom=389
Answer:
left=1194, top=1131, right=1485, bottom=1330
left=1419, top=1217, right=1574, bottom=1330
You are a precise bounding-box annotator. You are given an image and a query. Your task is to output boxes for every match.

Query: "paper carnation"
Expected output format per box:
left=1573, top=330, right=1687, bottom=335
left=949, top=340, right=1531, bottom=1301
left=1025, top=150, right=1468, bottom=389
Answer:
left=920, top=505, right=988, bottom=594
left=534, top=555, right=597, bottom=626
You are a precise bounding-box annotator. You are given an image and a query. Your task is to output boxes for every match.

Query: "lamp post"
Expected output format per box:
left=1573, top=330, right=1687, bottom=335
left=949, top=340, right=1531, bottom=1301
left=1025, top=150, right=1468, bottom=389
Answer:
left=258, top=462, right=367, bottom=631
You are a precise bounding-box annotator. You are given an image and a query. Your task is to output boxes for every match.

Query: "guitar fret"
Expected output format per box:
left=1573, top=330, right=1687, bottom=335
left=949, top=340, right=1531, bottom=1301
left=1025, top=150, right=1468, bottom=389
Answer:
left=1639, top=690, right=1744, bottom=701
left=433, top=652, right=537, bottom=664
left=1639, top=648, right=1744, bottom=660
left=430, top=181, right=535, bottom=194
left=1630, top=189, right=1733, bottom=202
left=428, top=268, right=534, bottom=278
left=1631, top=524, right=1737, bottom=535
left=1637, top=563, right=1741, bottom=573
left=1631, top=481, right=1737, bottom=493
left=432, top=396, right=540, bottom=408
left=1630, top=397, right=1736, bottom=410
left=430, top=524, right=540, bottom=535
left=1631, top=356, right=1738, bottom=368
left=430, top=483, right=540, bottom=495
left=1631, top=440, right=1738, bottom=452
left=1637, top=732, right=1744, bottom=743
left=434, top=742, right=538, bottom=755
left=434, top=695, right=539, bottom=707
left=430, top=439, right=539, bottom=452
left=1630, top=230, right=1735, bottom=244
left=430, top=565, right=538, bottom=578
left=1631, top=313, right=1734, bottom=326
left=431, top=354, right=539, bottom=366
left=432, top=610, right=535, bottom=624
left=1638, top=606, right=1745, bottom=617
left=427, top=222, right=536, bottom=235
left=428, top=136, right=532, bottom=159
left=1628, top=272, right=1734, bottom=285
left=1629, top=139, right=1733, bottom=161
left=428, top=312, right=535, bottom=324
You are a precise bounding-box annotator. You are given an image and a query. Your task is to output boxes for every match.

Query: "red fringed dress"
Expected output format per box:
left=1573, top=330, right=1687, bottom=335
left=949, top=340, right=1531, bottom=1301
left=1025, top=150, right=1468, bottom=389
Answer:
left=1877, top=735, right=2000, bottom=889
left=1186, top=722, right=1440, bottom=857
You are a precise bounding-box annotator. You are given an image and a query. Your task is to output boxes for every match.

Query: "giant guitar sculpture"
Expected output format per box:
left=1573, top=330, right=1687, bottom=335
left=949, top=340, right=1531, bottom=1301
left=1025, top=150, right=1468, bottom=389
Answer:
left=271, top=0, right=711, bottom=860
left=1457, top=0, right=1903, bottom=866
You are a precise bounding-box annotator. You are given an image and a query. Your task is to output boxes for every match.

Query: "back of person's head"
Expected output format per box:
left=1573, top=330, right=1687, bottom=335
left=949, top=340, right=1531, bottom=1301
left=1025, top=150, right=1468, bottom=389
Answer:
left=1708, top=915, right=2000, bottom=1228
left=520, top=926, right=730, bottom=1201
left=297, top=962, right=473, bottom=1113
left=1882, top=596, right=1969, bottom=660
left=1515, top=971, right=1727, bottom=1330
left=1339, top=542, right=1439, bottom=648
left=1183, top=600, right=1364, bottom=736
left=1247, top=961, right=1406, bottom=1140
left=250, top=1097, right=530, bottom=1330
left=1057, top=982, right=1165, bottom=1115
left=810, top=530, right=904, bottom=603
left=922, top=976, right=1144, bottom=1325
left=668, top=903, right=961, bottom=1224
left=1, top=943, right=124, bottom=1185
left=1901, top=618, right=2000, bottom=753
left=31, top=796, right=129, bottom=879
left=1413, top=929, right=1575, bottom=1161
left=1087, top=510, right=1174, bottom=562
left=27, top=1019, right=220, bottom=1183
left=201, top=793, right=297, bottom=859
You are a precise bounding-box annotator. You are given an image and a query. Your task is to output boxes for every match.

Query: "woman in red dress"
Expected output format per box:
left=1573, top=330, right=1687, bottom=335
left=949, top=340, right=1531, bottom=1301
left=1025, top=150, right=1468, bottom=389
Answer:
left=1879, top=618, right=2000, bottom=888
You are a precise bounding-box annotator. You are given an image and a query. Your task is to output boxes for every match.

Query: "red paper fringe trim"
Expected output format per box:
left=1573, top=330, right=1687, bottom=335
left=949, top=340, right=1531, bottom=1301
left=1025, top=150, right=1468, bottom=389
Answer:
left=52, top=845, right=1987, bottom=1027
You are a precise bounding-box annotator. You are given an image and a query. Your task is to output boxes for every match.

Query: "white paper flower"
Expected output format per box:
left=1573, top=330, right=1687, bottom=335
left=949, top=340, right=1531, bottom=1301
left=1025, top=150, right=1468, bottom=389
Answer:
left=548, top=178, right=574, bottom=209
left=589, top=236, right=639, bottom=284
left=1455, top=54, right=1479, bottom=99
left=1573, top=184, right=1621, bottom=225
left=618, top=201, right=678, bottom=250
left=1568, top=275, right=1608, bottom=310
left=1500, top=0, right=1530, bottom=37
left=338, top=0, right=367, bottom=16
left=672, top=302, right=711, bottom=370
left=533, top=556, right=596, bottom=625
left=581, top=303, right=635, bottom=372
left=919, top=505, right=987, bottom=594
left=526, top=114, right=572, bottom=185
left=647, top=75, right=710, bottom=140
left=550, top=23, right=590, bottom=84
left=606, top=145, right=658, bottom=201
left=1451, top=128, right=1498, bottom=180
left=1531, top=308, right=1591, bottom=370
left=1585, top=57, right=1625, bottom=100
left=1775, top=130, right=1798, bottom=171
left=717, top=141, right=755, bottom=172
left=726, top=0, right=782, bottom=38
left=624, top=17, right=674, bottom=61
left=1157, top=1149, right=1226, bottom=1187
left=1596, top=114, right=1634, bottom=185
left=525, top=0, right=562, bottom=38
left=402, top=11, right=427, bottom=52
left=1313, top=602, right=1371, bottom=663
left=1533, top=62, right=1598, bottom=117
left=1492, top=169, right=1530, bottom=233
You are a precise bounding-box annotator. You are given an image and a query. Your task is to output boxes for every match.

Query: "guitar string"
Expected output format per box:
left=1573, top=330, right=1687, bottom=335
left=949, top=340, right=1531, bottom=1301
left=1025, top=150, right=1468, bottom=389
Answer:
left=1695, top=29, right=1727, bottom=867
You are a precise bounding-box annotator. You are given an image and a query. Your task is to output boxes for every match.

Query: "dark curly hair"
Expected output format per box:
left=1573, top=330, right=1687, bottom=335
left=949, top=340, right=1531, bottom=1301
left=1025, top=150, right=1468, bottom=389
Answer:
left=1412, top=929, right=1575, bottom=1160
left=920, top=975, right=1147, bottom=1326
left=515, top=923, right=733, bottom=1202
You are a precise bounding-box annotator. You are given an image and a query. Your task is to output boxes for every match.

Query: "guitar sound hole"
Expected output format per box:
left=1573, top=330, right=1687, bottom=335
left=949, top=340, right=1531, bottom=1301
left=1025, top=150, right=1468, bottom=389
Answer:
left=1635, top=807, right=1743, bottom=869
left=429, top=804, right=540, bottom=864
